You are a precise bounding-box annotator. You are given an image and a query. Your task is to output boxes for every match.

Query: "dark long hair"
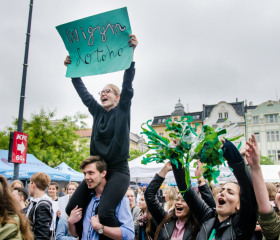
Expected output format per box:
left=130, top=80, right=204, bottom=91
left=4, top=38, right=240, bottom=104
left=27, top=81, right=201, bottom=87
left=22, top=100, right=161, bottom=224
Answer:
left=0, top=175, right=33, bottom=240
left=154, top=208, right=199, bottom=240
left=138, top=192, right=155, bottom=239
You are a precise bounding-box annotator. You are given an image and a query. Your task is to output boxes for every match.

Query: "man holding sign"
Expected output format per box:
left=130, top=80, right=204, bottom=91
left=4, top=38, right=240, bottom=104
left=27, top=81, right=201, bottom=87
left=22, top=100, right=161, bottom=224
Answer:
left=60, top=8, right=138, bottom=240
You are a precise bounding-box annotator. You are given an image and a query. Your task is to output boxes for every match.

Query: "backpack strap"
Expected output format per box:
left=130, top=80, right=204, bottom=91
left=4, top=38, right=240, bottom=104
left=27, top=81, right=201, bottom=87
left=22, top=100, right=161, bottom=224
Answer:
left=33, top=200, right=53, bottom=233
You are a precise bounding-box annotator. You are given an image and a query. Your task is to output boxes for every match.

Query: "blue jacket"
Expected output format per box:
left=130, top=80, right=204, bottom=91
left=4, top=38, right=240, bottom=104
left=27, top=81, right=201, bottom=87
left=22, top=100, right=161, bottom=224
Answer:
left=56, top=215, right=77, bottom=240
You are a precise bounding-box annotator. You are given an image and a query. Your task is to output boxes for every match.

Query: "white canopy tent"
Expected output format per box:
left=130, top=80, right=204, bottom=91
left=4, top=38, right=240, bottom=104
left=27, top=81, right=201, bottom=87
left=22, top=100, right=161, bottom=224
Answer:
left=129, top=151, right=280, bottom=185
left=54, top=162, right=84, bottom=182
left=129, top=151, right=178, bottom=184
left=260, top=165, right=280, bottom=182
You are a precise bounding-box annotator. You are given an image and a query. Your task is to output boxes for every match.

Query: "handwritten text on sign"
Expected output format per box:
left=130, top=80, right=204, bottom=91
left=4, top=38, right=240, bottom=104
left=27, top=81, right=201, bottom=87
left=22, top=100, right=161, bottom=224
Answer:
left=56, top=7, right=133, bottom=78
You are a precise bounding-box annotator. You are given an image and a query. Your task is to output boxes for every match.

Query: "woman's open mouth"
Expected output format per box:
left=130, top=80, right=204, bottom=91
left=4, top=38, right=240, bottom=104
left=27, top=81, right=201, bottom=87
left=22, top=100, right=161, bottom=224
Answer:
left=218, top=198, right=226, bottom=205
left=175, top=206, right=183, bottom=214
left=101, top=97, right=108, bottom=103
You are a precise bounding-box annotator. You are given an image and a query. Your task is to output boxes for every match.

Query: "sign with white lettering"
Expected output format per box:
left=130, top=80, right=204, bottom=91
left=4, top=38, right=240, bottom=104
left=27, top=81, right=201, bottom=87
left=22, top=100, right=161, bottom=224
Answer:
left=56, top=7, right=133, bottom=77
left=10, top=132, right=28, bottom=164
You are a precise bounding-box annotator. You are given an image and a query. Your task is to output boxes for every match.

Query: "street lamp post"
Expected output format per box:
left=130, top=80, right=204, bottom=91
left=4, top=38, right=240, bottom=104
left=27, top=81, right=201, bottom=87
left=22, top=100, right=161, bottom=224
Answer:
left=14, top=0, right=34, bottom=180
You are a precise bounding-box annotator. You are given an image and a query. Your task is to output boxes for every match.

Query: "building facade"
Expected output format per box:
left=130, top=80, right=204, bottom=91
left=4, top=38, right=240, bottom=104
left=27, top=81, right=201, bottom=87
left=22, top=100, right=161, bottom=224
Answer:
left=75, top=129, right=147, bottom=152
left=246, top=100, right=280, bottom=163
left=151, top=99, right=203, bottom=138
left=203, top=100, right=249, bottom=147
left=129, top=132, right=148, bottom=152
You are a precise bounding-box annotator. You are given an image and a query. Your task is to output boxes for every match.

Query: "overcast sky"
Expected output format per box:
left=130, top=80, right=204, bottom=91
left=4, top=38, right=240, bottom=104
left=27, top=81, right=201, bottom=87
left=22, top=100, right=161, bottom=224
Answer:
left=1, top=0, right=279, bottom=135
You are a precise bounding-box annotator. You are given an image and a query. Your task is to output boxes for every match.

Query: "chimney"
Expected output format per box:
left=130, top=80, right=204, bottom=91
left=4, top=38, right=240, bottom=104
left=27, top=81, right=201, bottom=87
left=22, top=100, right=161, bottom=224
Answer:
left=236, top=98, right=238, bottom=102
left=245, top=99, right=247, bottom=106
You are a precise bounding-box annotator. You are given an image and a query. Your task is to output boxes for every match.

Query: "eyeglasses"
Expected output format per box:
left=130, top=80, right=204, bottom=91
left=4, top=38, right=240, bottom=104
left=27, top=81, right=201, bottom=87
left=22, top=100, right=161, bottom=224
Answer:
left=98, top=89, right=115, bottom=95
left=175, top=198, right=186, bottom=203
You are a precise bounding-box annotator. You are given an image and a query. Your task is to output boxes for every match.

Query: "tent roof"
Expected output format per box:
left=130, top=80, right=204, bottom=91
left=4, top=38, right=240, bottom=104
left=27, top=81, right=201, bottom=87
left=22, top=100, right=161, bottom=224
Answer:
left=0, top=150, right=70, bottom=181
left=54, top=162, right=84, bottom=182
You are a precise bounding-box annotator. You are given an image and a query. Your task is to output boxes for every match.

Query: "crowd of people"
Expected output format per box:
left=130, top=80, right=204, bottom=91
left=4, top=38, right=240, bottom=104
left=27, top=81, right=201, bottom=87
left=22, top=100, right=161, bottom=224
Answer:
left=1, top=137, right=279, bottom=240
left=1, top=33, right=280, bottom=240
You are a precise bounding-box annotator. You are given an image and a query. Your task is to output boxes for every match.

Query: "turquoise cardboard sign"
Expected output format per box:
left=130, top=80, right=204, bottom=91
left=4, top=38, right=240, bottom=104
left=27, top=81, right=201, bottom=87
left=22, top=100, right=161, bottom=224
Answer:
left=56, top=7, right=133, bottom=78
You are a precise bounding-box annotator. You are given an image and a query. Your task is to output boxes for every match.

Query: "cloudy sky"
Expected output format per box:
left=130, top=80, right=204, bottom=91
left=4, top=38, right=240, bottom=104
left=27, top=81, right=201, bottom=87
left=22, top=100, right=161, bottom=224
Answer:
left=1, top=0, right=279, bottom=135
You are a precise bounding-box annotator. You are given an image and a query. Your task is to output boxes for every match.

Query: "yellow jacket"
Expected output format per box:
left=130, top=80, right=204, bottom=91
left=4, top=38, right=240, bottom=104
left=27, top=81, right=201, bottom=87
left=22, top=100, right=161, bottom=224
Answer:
left=0, top=214, right=22, bottom=240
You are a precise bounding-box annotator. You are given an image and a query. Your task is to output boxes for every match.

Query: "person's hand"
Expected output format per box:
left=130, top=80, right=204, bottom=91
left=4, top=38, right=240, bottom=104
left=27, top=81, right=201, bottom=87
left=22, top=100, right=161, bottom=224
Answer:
left=239, top=147, right=246, bottom=158
left=68, top=206, right=82, bottom=224
left=195, top=160, right=203, bottom=178
left=56, top=210, right=61, bottom=218
left=195, top=160, right=206, bottom=186
left=255, top=222, right=262, bottom=231
left=90, top=215, right=102, bottom=231
left=239, top=147, right=249, bottom=164
left=64, top=55, right=71, bottom=67
left=245, top=134, right=260, bottom=169
left=221, top=138, right=244, bottom=164
left=164, top=161, right=172, bottom=172
left=170, top=139, right=180, bottom=148
left=128, top=34, right=138, bottom=51
left=158, top=161, right=172, bottom=178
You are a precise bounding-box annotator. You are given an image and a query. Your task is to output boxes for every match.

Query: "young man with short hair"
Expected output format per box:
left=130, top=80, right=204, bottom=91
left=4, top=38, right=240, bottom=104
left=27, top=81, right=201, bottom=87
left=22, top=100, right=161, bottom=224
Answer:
left=12, top=187, right=28, bottom=211
left=67, top=156, right=134, bottom=240
left=25, top=172, right=53, bottom=239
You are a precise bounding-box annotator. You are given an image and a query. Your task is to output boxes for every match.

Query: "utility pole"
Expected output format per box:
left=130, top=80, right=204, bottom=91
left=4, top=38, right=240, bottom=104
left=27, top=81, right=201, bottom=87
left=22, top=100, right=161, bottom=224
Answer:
left=14, top=0, right=34, bottom=180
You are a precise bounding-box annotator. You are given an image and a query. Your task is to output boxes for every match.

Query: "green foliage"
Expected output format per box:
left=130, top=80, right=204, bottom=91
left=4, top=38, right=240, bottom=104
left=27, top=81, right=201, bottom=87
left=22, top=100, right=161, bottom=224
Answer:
left=260, top=155, right=274, bottom=165
left=0, top=109, right=89, bottom=171
left=141, top=117, right=243, bottom=189
left=128, top=149, right=147, bottom=161
left=0, top=130, right=10, bottom=150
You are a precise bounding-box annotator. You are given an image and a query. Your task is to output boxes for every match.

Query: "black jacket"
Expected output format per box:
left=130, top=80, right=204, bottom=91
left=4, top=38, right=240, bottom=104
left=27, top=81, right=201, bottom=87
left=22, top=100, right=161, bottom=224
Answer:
left=198, top=183, right=216, bottom=209
left=72, top=62, right=135, bottom=172
left=172, top=140, right=258, bottom=240
left=144, top=174, right=194, bottom=240
left=26, top=199, right=53, bottom=240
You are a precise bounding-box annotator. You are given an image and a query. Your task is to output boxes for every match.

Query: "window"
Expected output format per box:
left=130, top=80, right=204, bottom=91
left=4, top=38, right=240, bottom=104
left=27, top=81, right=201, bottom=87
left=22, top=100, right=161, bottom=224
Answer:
left=265, top=114, right=278, bottom=123
left=268, top=150, right=280, bottom=162
left=254, top=132, right=260, bottom=142
left=268, top=150, right=276, bottom=161
left=158, top=119, right=162, bottom=123
left=218, top=113, right=223, bottom=119
left=159, top=133, right=163, bottom=137
left=253, top=116, right=259, bottom=124
left=266, top=131, right=280, bottom=142
left=224, top=112, right=228, bottom=119
left=162, top=119, right=166, bottom=123
left=174, top=118, right=178, bottom=121
left=267, top=132, right=270, bottom=142
left=272, top=131, right=276, bottom=142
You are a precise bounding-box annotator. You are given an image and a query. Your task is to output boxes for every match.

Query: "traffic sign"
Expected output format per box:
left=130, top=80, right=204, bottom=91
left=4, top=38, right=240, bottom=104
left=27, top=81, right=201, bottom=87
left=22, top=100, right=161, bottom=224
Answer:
left=8, top=131, right=28, bottom=164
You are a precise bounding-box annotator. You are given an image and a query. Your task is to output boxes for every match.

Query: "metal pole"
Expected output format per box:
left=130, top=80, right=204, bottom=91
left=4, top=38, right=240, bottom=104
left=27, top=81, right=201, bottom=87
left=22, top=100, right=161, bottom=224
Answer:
left=14, top=0, right=34, bottom=180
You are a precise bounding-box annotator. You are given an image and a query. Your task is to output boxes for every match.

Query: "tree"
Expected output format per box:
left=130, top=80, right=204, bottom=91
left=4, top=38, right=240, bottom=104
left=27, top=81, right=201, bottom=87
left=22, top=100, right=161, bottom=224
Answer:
left=260, top=155, right=274, bottom=165
left=0, top=129, right=10, bottom=150
left=0, top=109, right=89, bottom=171
left=128, top=149, right=147, bottom=161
